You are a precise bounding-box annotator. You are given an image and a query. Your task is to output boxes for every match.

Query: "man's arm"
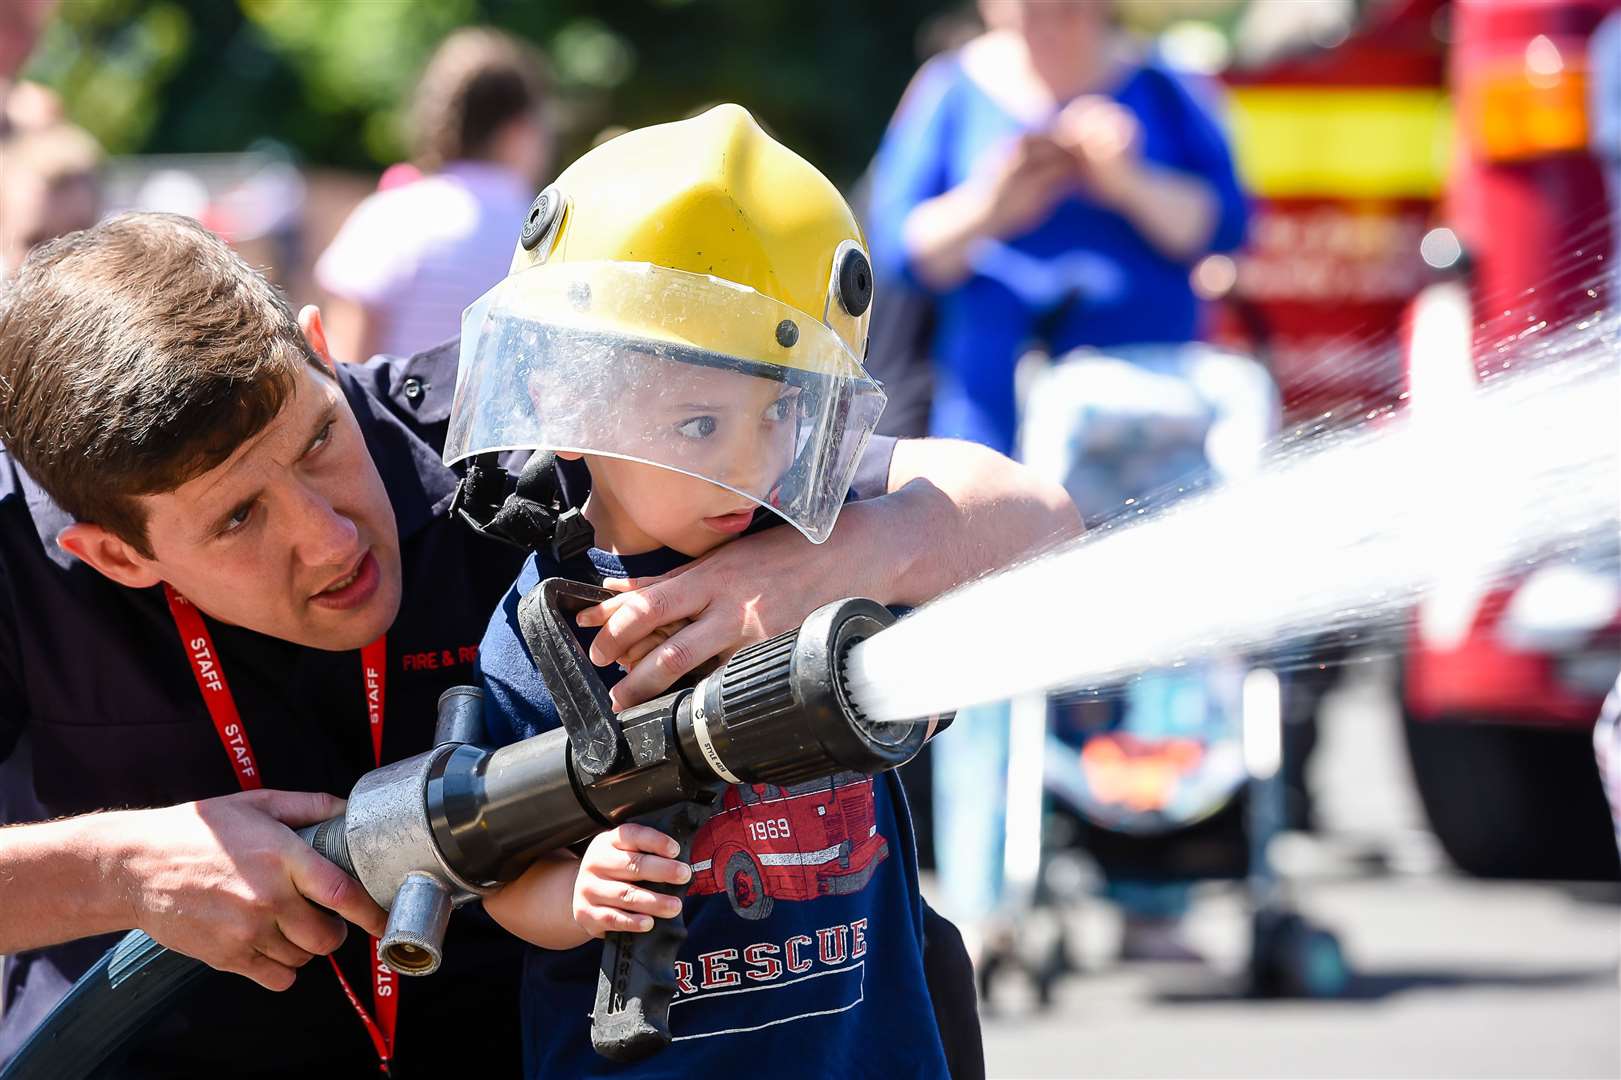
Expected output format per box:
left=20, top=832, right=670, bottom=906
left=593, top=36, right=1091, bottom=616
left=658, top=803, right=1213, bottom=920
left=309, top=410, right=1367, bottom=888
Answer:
left=0, top=790, right=387, bottom=991
left=578, top=437, right=1081, bottom=708
left=865, top=435, right=1082, bottom=606
left=0, top=814, right=133, bottom=950
left=0, top=557, right=384, bottom=989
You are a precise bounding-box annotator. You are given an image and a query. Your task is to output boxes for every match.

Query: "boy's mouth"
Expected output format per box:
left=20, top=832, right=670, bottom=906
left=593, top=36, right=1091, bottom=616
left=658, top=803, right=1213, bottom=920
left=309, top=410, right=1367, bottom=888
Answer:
left=701, top=508, right=756, bottom=535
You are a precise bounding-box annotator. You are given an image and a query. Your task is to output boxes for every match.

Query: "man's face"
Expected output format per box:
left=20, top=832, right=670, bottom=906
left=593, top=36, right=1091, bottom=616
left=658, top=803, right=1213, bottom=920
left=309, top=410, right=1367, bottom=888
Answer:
left=133, top=363, right=403, bottom=650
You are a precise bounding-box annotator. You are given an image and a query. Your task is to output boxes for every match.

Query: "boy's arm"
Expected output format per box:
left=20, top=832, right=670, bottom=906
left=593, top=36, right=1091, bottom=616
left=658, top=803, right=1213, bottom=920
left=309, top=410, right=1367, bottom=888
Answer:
left=483, top=852, right=594, bottom=950
left=484, top=826, right=689, bottom=949
left=579, top=437, right=1081, bottom=708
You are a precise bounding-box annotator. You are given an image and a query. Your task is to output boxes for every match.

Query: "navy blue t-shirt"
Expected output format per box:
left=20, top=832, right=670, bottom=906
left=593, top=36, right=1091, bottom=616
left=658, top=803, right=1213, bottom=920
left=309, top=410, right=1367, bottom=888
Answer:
left=476, top=458, right=951, bottom=1079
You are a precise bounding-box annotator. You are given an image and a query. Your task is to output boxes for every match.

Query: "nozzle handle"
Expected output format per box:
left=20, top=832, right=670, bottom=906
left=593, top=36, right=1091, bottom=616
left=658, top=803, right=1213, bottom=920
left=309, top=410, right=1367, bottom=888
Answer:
left=590, top=799, right=712, bottom=1063
left=519, top=579, right=622, bottom=783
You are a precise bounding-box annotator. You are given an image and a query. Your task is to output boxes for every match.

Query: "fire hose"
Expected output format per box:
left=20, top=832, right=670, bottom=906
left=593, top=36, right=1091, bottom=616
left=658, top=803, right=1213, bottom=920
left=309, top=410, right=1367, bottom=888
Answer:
left=1, top=579, right=937, bottom=1078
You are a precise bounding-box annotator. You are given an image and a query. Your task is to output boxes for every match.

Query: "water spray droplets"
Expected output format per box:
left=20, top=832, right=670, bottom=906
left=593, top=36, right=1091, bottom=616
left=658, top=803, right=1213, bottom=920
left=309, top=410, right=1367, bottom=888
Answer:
left=845, top=326, right=1620, bottom=723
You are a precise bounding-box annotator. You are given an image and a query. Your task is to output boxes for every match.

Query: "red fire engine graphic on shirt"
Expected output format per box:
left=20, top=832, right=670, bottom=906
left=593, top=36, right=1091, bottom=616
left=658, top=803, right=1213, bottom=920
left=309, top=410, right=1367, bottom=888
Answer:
left=666, top=772, right=885, bottom=1042
left=686, top=771, right=887, bottom=921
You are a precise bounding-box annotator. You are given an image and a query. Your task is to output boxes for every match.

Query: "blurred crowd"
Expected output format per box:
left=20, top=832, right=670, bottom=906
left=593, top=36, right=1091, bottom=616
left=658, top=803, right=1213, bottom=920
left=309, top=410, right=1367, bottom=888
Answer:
left=1, top=2, right=98, bottom=280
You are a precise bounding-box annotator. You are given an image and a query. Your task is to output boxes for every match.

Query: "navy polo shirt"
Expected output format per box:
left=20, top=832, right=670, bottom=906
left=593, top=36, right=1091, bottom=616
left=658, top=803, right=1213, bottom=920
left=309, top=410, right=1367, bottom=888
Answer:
left=0, top=341, right=532, bottom=1078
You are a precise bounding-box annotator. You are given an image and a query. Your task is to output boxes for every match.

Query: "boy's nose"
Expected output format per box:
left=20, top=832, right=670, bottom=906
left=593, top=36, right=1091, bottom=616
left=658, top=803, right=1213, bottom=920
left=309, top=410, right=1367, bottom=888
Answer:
left=722, top=452, right=774, bottom=499
left=721, top=429, right=792, bottom=497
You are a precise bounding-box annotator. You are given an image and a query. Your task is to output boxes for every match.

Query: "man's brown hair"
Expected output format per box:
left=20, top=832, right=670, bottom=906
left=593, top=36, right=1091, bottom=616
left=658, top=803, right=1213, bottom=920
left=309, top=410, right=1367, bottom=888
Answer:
left=0, top=212, right=322, bottom=555
left=411, top=27, right=549, bottom=173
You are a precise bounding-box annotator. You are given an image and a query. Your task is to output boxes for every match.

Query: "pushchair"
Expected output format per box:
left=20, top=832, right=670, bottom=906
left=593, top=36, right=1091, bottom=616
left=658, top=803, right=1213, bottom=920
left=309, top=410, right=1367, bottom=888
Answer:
left=974, top=343, right=1349, bottom=1006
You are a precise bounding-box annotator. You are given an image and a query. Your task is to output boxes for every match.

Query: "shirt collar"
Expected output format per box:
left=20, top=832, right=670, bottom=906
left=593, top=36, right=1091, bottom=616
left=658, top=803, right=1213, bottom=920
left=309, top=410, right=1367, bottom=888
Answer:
left=336, top=362, right=458, bottom=542
left=10, top=456, right=76, bottom=571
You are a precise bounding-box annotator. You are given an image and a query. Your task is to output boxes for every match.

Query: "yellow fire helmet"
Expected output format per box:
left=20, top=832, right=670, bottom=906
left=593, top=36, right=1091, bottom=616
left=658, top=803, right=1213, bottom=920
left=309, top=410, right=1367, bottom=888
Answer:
left=444, top=103, right=886, bottom=544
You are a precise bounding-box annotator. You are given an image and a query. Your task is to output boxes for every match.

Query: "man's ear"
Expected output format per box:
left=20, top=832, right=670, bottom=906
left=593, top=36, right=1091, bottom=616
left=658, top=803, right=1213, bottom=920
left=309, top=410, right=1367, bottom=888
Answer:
left=57, top=523, right=165, bottom=589
left=299, top=304, right=337, bottom=374
left=557, top=451, right=584, bottom=461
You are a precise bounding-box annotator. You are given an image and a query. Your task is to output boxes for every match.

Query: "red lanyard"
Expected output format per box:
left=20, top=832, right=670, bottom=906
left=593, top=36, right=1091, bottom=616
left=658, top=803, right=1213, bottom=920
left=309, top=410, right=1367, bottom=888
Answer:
left=164, top=584, right=398, bottom=1075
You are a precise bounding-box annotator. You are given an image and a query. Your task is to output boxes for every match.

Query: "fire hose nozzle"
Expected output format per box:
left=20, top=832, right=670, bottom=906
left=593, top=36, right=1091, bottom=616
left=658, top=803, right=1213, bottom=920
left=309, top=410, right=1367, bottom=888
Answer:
left=380, top=872, right=454, bottom=975
left=2, top=589, right=945, bottom=1080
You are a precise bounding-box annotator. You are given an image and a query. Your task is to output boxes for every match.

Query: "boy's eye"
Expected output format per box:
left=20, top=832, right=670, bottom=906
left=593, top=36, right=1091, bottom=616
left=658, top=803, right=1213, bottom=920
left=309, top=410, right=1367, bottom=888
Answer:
left=676, top=415, right=718, bottom=439
left=765, top=395, right=795, bottom=422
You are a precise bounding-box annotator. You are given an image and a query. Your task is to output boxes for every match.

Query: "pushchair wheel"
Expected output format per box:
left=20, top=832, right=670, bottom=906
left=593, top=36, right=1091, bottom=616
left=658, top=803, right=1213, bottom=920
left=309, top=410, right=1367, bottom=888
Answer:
left=975, top=946, right=1003, bottom=1006
left=1249, top=910, right=1349, bottom=999
left=975, top=916, right=1073, bottom=1012
left=1029, top=924, right=1070, bottom=1010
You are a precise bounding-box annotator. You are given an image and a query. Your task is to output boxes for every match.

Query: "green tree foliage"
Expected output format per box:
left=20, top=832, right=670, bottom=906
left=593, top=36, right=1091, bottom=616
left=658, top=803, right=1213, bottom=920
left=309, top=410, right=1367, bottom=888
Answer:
left=25, top=0, right=955, bottom=184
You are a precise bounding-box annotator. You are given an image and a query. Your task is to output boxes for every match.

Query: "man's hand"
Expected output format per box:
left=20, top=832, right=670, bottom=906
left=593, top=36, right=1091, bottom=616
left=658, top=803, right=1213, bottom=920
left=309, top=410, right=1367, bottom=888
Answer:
left=577, top=521, right=871, bottom=710
left=112, top=789, right=387, bottom=991
left=613, top=617, right=690, bottom=674
left=579, top=439, right=1081, bottom=710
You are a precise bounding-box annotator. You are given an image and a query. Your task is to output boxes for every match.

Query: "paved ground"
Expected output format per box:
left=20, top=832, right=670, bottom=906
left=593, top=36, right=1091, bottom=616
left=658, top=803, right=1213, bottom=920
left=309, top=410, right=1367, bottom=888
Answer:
left=957, top=660, right=1621, bottom=1079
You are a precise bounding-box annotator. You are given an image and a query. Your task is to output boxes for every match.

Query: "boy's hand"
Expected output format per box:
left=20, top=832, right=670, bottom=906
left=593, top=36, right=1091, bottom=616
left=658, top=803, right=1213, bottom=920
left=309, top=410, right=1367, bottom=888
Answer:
left=573, top=825, right=691, bottom=939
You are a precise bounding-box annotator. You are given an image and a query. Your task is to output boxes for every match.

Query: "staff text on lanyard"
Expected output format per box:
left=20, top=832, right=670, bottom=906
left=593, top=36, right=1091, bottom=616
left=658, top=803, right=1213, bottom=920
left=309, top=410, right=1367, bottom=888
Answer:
left=164, top=584, right=398, bottom=1075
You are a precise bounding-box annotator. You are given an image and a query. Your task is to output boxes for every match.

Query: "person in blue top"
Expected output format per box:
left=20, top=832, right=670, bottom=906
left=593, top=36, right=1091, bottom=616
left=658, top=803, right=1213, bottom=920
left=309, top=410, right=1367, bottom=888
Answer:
left=865, top=0, right=1251, bottom=968
left=866, top=0, right=1248, bottom=458
left=456, top=105, right=998, bottom=1078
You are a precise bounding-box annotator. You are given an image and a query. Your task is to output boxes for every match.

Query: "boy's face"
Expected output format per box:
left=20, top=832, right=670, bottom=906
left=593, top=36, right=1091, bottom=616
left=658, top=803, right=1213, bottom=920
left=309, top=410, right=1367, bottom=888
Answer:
left=581, top=364, right=807, bottom=557
left=70, top=361, right=404, bottom=650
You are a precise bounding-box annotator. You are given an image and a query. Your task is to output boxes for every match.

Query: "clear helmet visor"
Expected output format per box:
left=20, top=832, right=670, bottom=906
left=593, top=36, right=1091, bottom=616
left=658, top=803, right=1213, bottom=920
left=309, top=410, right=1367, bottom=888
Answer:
left=444, top=261, right=887, bottom=544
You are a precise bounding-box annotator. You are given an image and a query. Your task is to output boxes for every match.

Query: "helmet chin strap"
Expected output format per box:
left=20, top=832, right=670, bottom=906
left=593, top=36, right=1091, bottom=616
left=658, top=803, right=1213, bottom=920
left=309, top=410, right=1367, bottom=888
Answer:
left=451, top=451, right=601, bottom=584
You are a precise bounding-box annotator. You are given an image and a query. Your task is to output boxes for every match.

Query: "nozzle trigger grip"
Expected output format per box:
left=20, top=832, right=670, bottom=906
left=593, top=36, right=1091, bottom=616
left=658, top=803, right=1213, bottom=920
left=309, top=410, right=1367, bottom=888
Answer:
left=590, top=797, right=714, bottom=1063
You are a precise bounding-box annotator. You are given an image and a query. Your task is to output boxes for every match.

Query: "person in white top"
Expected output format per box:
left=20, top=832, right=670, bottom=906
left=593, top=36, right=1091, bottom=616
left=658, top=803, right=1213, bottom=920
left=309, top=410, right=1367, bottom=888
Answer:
left=316, top=27, right=550, bottom=362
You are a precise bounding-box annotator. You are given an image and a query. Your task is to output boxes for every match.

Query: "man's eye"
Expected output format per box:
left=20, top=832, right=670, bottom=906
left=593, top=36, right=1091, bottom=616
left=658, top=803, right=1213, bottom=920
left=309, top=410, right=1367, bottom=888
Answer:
left=766, top=396, right=795, bottom=422
left=676, top=416, right=718, bottom=439
left=220, top=504, right=254, bottom=535
left=310, top=421, right=335, bottom=452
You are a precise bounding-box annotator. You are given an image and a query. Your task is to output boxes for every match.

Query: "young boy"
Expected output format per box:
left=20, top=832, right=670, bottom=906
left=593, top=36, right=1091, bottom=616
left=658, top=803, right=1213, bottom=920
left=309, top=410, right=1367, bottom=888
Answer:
left=457, top=106, right=958, bottom=1077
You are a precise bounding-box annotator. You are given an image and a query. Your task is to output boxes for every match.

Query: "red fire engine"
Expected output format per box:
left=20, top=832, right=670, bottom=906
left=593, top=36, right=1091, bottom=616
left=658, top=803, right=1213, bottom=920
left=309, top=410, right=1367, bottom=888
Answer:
left=1219, top=0, right=1620, bottom=879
